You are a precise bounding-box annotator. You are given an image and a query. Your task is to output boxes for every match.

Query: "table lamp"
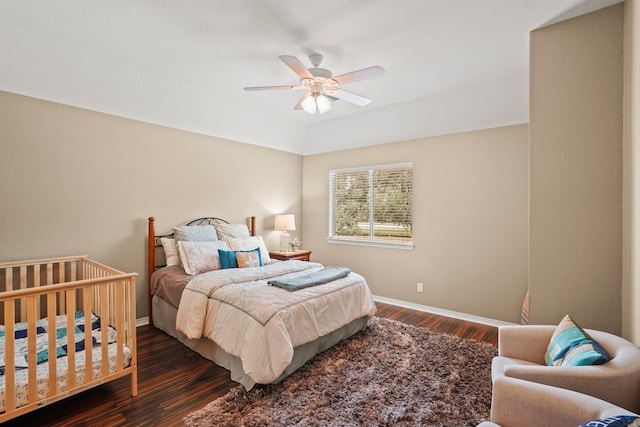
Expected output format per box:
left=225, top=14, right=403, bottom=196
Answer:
left=274, top=214, right=296, bottom=252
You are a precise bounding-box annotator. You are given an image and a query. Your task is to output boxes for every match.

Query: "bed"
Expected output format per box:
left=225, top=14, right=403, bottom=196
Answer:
left=0, top=255, right=137, bottom=422
left=148, top=216, right=376, bottom=390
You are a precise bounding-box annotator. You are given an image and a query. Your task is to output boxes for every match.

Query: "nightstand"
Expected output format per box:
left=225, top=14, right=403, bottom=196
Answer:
left=269, top=250, right=312, bottom=262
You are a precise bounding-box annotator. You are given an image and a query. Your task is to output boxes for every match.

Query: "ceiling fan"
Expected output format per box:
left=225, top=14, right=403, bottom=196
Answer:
left=244, top=53, right=385, bottom=114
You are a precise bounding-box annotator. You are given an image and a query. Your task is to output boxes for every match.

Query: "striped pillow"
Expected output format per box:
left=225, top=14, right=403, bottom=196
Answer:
left=545, top=315, right=610, bottom=367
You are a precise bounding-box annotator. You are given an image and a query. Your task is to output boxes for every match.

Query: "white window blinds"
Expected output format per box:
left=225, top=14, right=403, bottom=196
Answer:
left=329, top=162, right=413, bottom=248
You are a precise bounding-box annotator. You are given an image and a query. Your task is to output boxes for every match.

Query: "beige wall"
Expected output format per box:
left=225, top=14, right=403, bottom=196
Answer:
left=303, top=125, right=529, bottom=323
left=529, top=5, right=624, bottom=334
left=0, top=91, right=303, bottom=319
left=624, top=0, right=640, bottom=343
left=1, top=4, right=632, bottom=332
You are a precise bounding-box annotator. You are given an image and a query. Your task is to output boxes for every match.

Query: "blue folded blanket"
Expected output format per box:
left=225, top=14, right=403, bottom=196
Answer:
left=268, top=267, right=351, bottom=292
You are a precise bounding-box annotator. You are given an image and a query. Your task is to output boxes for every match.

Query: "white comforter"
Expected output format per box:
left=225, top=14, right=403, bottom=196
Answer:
left=176, top=260, right=376, bottom=384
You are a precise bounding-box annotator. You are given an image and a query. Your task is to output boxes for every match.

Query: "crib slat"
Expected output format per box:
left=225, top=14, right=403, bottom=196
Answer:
left=58, top=262, right=64, bottom=284
left=100, top=283, right=109, bottom=376
left=34, top=265, right=40, bottom=288
left=66, top=291, right=76, bottom=390
left=70, top=261, right=76, bottom=282
left=83, top=287, right=93, bottom=383
left=47, top=294, right=57, bottom=397
left=26, top=296, right=37, bottom=404
left=19, top=266, right=26, bottom=290
left=33, top=266, right=41, bottom=317
left=45, top=263, right=54, bottom=320
left=19, top=267, right=27, bottom=321
left=4, top=301, right=16, bottom=412
left=18, top=266, right=27, bottom=322
left=57, top=262, right=65, bottom=314
left=110, top=282, right=115, bottom=327
left=115, top=281, right=124, bottom=371
left=5, top=267, right=12, bottom=292
left=46, top=263, right=53, bottom=285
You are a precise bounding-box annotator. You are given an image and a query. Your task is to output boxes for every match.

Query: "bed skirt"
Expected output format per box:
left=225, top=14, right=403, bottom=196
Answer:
left=152, top=295, right=368, bottom=390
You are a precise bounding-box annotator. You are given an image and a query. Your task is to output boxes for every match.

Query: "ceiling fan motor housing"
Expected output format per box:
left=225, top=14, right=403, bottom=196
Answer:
left=308, top=67, right=332, bottom=79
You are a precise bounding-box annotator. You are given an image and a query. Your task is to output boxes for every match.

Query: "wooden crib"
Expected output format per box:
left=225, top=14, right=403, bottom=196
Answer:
left=0, top=255, right=137, bottom=422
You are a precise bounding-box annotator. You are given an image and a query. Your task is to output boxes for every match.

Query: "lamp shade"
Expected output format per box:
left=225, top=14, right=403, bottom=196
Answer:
left=274, top=214, right=296, bottom=231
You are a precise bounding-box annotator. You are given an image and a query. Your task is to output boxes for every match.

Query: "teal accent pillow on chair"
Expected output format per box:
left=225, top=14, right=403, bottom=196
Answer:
left=545, top=315, right=611, bottom=367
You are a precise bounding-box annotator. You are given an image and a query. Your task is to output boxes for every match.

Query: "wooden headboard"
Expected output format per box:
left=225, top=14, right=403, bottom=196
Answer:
left=147, top=215, right=256, bottom=324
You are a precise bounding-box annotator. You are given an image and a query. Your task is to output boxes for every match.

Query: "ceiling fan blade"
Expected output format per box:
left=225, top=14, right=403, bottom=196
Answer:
left=330, top=88, right=372, bottom=106
left=244, top=85, right=305, bottom=91
left=279, top=55, right=313, bottom=79
left=332, top=66, right=385, bottom=85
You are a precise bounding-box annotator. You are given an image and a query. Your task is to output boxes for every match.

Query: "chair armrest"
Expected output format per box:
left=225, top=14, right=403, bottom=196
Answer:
left=489, top=376, right=636, bottom=427
left=498, top=325, right=555, bottom=364
left=501, top=363, right=639, bottom=411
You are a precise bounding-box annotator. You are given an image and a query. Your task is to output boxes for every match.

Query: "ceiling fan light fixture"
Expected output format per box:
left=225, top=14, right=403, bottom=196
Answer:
left=316, top=94, right=331, bottom=114
left=300, top=93, right=331, bottom=115
left=301, top=94, right=317, bottom=114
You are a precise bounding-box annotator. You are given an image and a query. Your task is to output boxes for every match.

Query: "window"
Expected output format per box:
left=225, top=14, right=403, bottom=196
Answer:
left=328, top=162, right=413, bottom=249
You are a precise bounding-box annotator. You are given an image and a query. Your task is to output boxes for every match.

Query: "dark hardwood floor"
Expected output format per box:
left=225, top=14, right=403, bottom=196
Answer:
left=2, top=302, right=497, bottom=426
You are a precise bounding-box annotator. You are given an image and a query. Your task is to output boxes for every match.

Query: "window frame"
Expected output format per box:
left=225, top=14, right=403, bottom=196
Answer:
left=327, top=162, right=414, bottom=250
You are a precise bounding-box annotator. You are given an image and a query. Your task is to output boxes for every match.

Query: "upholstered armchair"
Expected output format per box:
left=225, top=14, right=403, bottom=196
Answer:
left=492, top=324, right=640, bottom=413
left=477, top=376, right=638, bottom=427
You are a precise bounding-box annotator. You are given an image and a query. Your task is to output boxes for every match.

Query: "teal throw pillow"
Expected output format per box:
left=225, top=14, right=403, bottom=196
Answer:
left=580, top=416, right=640, bottom=427
left=545, top=315, right=611, bottom=367
left=218, top=248, right=262, bottom=269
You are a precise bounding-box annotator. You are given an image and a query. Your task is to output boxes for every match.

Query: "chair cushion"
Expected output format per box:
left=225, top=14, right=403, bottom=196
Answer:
left=545, top=315, right=610, bottom=367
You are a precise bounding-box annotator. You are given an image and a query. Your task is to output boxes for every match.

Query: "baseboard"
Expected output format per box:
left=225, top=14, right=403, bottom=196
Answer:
left=136, top=316, right=149, bottom=327
left=372, top=295, right=514, bottom=327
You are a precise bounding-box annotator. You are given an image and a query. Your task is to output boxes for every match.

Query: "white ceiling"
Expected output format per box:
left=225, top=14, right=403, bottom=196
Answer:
left=0, top=0, right=621, bottom=154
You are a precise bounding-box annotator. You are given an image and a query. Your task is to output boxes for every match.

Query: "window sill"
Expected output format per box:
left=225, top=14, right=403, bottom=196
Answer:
left=326, top=238, right=414, bottom=250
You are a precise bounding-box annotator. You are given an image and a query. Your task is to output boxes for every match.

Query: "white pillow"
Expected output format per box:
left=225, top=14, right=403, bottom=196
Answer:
left=173, top=225, right=218, bottom=241
left=177, top=240, right=229, bottom=275
left=224, top=235, right=271, bottom=264
left=213, top=223, right=251, bottom=239
left=160, top=238, right=179, bottom=266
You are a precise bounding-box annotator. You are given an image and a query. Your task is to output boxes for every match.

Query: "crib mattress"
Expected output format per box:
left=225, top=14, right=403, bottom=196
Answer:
left=0, top=313, right=132, bottom=413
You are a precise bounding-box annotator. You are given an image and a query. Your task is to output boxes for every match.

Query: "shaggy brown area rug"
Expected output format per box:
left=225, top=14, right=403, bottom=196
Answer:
left=184, top=317, right=497, bottom=426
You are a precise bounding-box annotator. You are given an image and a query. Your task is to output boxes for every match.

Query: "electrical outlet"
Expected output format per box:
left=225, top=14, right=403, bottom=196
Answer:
left=417, top=282, right=424, bottom=292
